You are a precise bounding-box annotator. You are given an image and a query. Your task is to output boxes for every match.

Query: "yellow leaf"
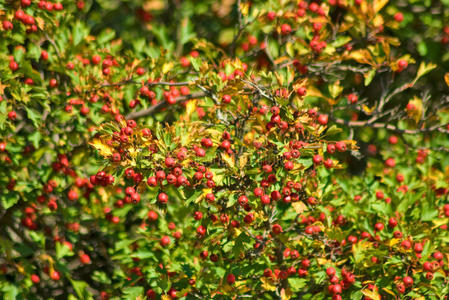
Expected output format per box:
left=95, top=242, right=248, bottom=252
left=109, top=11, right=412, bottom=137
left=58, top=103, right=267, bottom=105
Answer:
left=344, top=49, right=373, bottom=65
left=97, top=187, right=109, bottom=203
left=90, top=138, right=113, bottom=157
left=416, top=62, right=437, bottom=79
left=260, top=277, right=277, bottom=291
left=328, top=81, right=343, bottom=99
left=432, top=218, right=448, bottom=229
left=280, top=287, right=293, bottom=300
left=362, top=104, right=376, bottom=115
left=0, top=82, right=9, bottom=94
left=444, top=73, right=449, bottom=86
left=239, top=2, right=250, bottom=16
left=316, top=258, right=331, bottom=265
left=292, top=201, right=308, bottom=214
left=388, top=238, right=400, bottom=247
left=238, top=153, right=249, bottom=169
left=35, top=17, right=45, bottom=30
left=143, top=0, right=165, bottom=10
left=362, top=288, right=381, bottom=300
left=372, top=15, right=384, bottom=28
left=161, top=295, right=172, bottom=300
left=406, top=96, right=423, bottom=123
left=162, top=62, right=174, bottom=74
left=221, top=153, right=236, bottom=169
left=373, top=0, right=388, bottom=13
left=184, top=100, right=196, bottom=121
left=195, top=188, right=212, bottom=203
left=382, top=288, right=396, bottom=297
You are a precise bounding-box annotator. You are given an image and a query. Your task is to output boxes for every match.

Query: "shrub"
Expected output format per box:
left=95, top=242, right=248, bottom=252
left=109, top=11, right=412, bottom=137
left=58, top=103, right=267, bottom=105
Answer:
left=0, top=0, right=449, bottom=299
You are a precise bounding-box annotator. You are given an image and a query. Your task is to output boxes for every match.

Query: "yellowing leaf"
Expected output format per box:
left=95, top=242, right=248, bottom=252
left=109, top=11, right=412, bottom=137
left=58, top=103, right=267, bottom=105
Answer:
left=444, top=73, right=449, bottom=87
left=162, top=62, right=174, bottom=74
left=432, top=218, right=448, bottom=229
left=292, top=201, right=308, bottom=214
left=184, top=100, right=196, bottom=121
left=362, top=288, right=381, bottom=300
left=239, top=2, right=250, bottom=16
left=161, top=295, right=172, bottom=300
left=344, top=49, right=373, bottom=65
left=35, top=17, right=45, bottom=30
left=373, top=0, right=388, bottom=13
left=382, top=288, right=396, bottom=297
left=316, top=258, right=331, bottom=265
left=416, top=62, right=437, bottom=80
left=144, top=0, right=165, bottom=10
left=90, top=138, right=113, bottom=157
left=328, top=81, right=343, bottom=99
left=362, top=104, right=376, bottom=115
left=97, top=187, right=109, bottom=203
left=281, top=287, right=293, bottom=300
left=388, top=238, right=401, bottom=247
left=238, top=153, right=249, bottom=169
left=372, top=15, right=384, bottom=28
left=406, top=96, right=423, bottom=123
left=221, top=153, right=236, bottom=169
left=261, top=277, right=277, bottom=291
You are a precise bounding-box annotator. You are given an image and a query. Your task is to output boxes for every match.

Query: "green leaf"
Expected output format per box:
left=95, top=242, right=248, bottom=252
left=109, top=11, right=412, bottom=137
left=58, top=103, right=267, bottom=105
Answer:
left=180, top=18, right=196, bottom=46
left=92, top=271, right=111, bottom=284
left=69, top=279, right=91, bottom=299
left=416, top=62, right=437, bottom=80
left=28, top=44, right=41, bottom=60
left=28, top=131, right=42, bottom=149
left=288, top=278, right=307, bottom=292
left=325, top=125, right=342, bottom=136
left=122, top=286, right=144, bottom=299
left=364, top=68, right=376, bottom=86
left=97, top=29, right=115, bottom=44
left=227, top=193, right=237, bottom=207
left=185, top=190, right=202, bottom=205
left=421, top=202, right=438, bottom=221
left=25, top=107, right=41, bottom=127
left=56, top=242, right=74, bottom=259
left=73, top=21, right=89, bottom=46
left=1, top=283, right=19, bottom=300
left=1, top=194, right=19, bottom=210
left=0, top=101, right=6, bottom=130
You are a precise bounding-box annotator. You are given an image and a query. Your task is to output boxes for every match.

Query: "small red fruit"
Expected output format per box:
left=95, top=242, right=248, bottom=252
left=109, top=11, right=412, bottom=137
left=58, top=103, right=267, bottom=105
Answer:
left=226, top=274, right=236, bottom=285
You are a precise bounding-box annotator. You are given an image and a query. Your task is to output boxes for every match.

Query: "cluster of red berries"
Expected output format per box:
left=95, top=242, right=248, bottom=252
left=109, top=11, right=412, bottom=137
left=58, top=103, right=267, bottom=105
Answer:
left=90, top=171, right=114, bottom=186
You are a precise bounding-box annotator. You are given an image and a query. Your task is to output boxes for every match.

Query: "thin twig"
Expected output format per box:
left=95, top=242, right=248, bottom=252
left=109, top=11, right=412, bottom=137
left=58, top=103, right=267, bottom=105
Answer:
left=126, top=91, right=206, bottom=119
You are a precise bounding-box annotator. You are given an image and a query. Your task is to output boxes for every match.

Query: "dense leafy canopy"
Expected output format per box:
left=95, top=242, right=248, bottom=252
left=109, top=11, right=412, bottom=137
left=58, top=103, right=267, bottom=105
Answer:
left=1, top=0, right=449, bottom=299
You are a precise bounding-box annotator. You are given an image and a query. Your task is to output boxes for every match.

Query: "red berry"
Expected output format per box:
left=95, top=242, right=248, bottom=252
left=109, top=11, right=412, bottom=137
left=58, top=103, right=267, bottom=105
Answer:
left=2, top=20, right=13, bottom=30
left=158, top=192, right=168, bottom=204
left=326, top=267, right=336, bottom=277
left=160, top=236, right=171, bottom=247
left=318, top=114, right=328, bottom=125
left=281, top=24, right=292, bottom=35
left=222, top=95, right=231, bottom=104
left=403, top=276, right=413, bottom=287
left=226, top=274, right=236, bottom=285
left=31, top=274, right=40, bottom=283
left=50, top=270, right=60, bottom=281
left=347, top=93, right=358, bottom=104
left=394, top=12, right=404, bottom=22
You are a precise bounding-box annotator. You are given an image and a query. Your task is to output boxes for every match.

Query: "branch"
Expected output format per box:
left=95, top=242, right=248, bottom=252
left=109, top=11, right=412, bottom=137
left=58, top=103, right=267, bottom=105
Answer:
left=331, top=117, right=448, bottom=134
left=44, top=32, right=62, bottom=60
left=229, top=0, right=246, bottom=56
left=126, top=91, right=206, bottom=119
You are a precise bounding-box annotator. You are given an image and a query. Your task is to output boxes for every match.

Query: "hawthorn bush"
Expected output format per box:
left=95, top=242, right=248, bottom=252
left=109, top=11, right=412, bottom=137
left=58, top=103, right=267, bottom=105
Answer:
left=1, top=0, right=449, bottom=299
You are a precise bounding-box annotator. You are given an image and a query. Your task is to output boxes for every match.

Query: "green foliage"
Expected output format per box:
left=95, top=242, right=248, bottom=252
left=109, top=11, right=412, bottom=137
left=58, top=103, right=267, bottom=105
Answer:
left=0, top=0, right=449, bottom=299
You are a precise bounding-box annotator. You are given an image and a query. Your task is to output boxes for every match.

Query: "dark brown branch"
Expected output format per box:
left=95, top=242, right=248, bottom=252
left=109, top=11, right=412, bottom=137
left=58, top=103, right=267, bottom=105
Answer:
left=126, top=91, right=207, bottom=119
left=331, top=117, right=448, bottom=134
